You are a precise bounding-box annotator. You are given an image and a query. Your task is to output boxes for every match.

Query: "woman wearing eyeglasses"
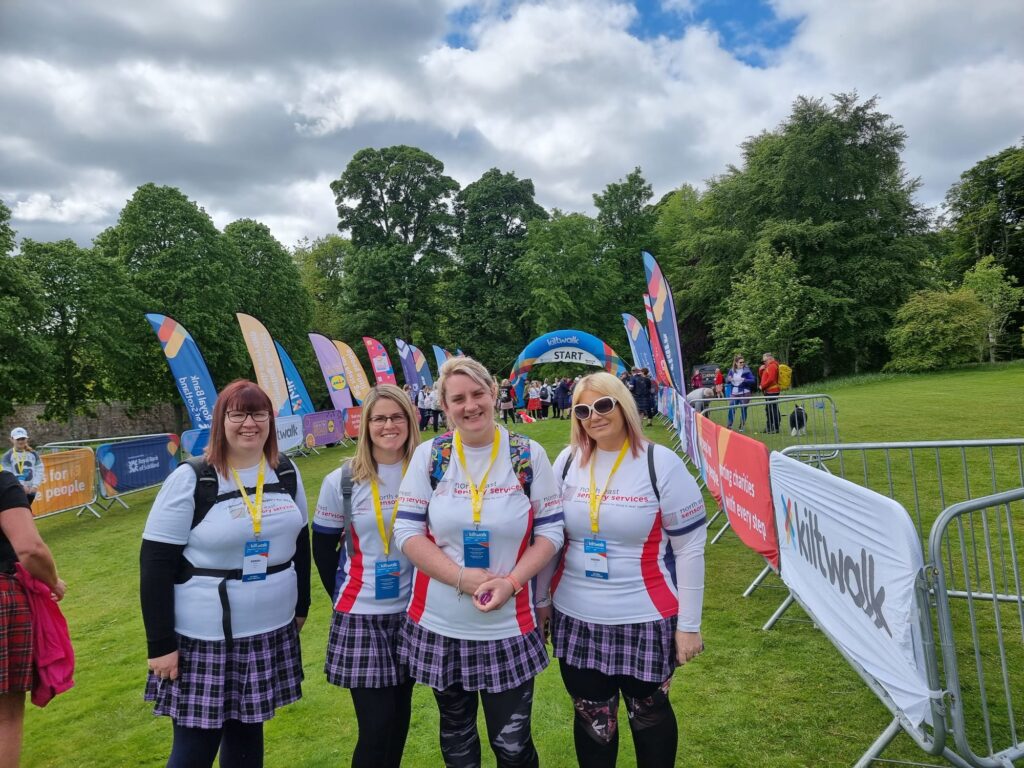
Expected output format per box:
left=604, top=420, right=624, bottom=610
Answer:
left=140, top=379, right=310, bottom=768
left=312, top=385, right=419, bottom=768
left=538, top=372, right=707, bottom=768
left=725, top=355, right=756, bottom=432
left=393, top=356, right=563, bottom=768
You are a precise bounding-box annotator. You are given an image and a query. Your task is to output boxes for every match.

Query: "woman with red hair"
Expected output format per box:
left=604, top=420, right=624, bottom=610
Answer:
left=140, top=380, right=310, bottom=768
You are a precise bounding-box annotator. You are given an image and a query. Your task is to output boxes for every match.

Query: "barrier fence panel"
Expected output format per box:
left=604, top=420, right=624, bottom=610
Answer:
left=929, top=489, right=1024, bottom=768
left=31, top=447, right=100, bottom=519
left=702, top=393, right=840, bottom=462
left=95, top=434, right=181, bottom=509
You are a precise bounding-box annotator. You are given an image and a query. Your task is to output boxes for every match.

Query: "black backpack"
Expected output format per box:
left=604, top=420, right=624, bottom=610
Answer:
left=185, top=454, right=298, bottom=529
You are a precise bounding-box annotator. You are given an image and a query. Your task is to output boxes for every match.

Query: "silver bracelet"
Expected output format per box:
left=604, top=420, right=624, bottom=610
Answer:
left=455, top=565, right=466, bottom=600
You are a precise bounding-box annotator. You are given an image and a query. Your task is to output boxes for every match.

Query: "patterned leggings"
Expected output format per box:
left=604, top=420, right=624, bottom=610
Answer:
left=433, top=680, right=538, bottom=768
left=559, top=663, right=677, bottom=768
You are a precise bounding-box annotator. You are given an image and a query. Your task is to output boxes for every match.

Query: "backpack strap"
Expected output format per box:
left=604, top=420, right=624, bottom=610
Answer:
left=561, top=451, right=574, bottom=482
left=339, top=460, right=355, bottom=557
left=647, top=443, right=660, bottom=504
left=186, top=457, right=220, bottom=530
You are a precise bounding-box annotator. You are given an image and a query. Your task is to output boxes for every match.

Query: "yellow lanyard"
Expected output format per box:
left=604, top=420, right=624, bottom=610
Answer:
left=454, top=428, right=501, bottom=526
left=231, top=457, right=266, bottom=537
left=370, top=463, right=408, bottom=557
left=12, top=451, right=26, bottom=476
left=588, top=440, right=630, bottom=535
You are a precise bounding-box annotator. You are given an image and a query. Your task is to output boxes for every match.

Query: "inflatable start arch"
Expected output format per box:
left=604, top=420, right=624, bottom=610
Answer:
left=509, top=330, right=628, bottom=402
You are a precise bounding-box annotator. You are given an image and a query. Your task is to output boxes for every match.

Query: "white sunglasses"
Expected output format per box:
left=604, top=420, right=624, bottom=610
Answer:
left=573, top=396, right=618, bottom=420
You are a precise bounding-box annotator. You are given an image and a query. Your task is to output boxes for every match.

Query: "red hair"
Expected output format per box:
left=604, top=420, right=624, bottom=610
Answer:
left=205, top=379, right=278, bottom=476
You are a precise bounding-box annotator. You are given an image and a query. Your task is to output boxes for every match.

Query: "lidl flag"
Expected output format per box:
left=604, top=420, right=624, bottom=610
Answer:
left=308, top=332, right=354, bottom=412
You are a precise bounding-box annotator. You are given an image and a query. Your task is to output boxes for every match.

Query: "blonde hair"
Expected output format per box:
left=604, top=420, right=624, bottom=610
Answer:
left=570, top=372, right=647, bottom=467
left=438, top=357, right=497, bottom=409
left=349, top=384, right=420, bottom=484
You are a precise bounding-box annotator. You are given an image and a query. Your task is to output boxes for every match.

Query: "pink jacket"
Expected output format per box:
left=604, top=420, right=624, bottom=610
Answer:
left=14, top=563, right=75, bottom=707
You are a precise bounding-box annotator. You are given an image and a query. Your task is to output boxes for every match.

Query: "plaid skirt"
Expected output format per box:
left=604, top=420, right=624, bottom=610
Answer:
left=552, top=610, right=677, bottom=682
left=0, top=574, right=33, bottom=694
left=325, top=611, right=407, bottom=689
left=144, top=622, right=303, bottom=728
left=398, top=618, right=548, bottom=693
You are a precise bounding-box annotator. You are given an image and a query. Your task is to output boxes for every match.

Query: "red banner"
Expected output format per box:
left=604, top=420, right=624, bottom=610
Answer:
left=344, top=406, right=362, bottom=438
left=696, top=414, right=722, bottom=506
left=717, top=429, right=779, bottom=570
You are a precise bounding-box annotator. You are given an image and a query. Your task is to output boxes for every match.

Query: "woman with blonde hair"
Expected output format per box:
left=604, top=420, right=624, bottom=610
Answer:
left=538, top=371, right=707, bottom=768
left=313, top=384, right=420, bottom=768
left=394, top=356, right=563, bottom=768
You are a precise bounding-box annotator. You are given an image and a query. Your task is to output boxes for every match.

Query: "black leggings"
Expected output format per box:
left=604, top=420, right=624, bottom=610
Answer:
left=500, top=407, right=514, bottom=423
left=168, top=719, right=263, bottom=768
left=349, top=680, right=414, bottom=768
left=559, top=663, right=677, bottom=768
left=433, top=680, right=538, bottom=768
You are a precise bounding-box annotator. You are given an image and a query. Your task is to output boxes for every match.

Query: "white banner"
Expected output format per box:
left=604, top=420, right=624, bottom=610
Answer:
left=532, top=346, right=602, bottom=366
left=770, top=452, right=933, bottom=727
left=275, top=415, right=304, bottom=453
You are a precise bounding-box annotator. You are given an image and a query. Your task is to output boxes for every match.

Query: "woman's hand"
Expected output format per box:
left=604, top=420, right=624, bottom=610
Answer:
left=473, top=576, right=516, bottom=612
left=295, top=616, right=306, bottom=633
left=458, top=567, right=494, bottom=596
left=675, top=630, right=703, bottom=665
left=535, top=604, right=553, bottom=642
left=51, top=578, right=66, bottom=602
left=148, top=650, right=179, bottom=681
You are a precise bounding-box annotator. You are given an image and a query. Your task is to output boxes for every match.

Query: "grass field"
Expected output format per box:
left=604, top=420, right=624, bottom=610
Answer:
left=21, top=361, right=1024, bottom=767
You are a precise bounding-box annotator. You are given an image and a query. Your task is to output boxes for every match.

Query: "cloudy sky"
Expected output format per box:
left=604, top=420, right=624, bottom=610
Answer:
left=2, top=0, right=1022, bottom=249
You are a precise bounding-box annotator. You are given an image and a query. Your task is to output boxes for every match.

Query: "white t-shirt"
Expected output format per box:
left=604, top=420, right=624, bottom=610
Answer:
left=142, top=461, right=308, bottom=641
left=393, top=427, right=564, bottom=640
left=313, top=461, right=412, bottom=615
left=551, top=442, right=706, bottom=629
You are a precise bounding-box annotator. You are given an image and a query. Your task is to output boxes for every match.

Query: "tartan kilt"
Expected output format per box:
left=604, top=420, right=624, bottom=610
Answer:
left=552, top=609, right=677, bottom=682
left=0, top=574, right=32, bottom=694
left=398, top=617, right=548, bottom=693
left=324, top=611, right=407, bottom=689
left=144, top=622, right=302, bottom=728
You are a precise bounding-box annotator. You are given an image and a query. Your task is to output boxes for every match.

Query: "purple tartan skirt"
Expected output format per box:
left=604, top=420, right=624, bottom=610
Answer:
left=552, top=609, right=677, bottom=682
left=144, top=622, right=303, bottom=728
left=325, top=610, right=407, bottom=689
left=398, top=618, right=548, bottom=693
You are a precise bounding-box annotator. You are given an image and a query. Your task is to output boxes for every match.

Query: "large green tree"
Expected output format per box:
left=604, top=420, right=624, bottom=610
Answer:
left=294, top=234, right=352, bottom=339
left=943, top=142, right=1024, bottom=282
left=95, top=184, right=249, bottom=408
left=330, top=145, right=460, bottom=255
left=0, top=201, right=48, bottom=418
left=442, top=168, right=548, bottom=369
left=15, top=239, right=132, bottom=422
left=961, top=255, right=1024, bottom=362
left=885, top=289, right=989, bottom=372
left=662, top=93, right=928, bottom=376
left=594, top=168, right=657, bottom=321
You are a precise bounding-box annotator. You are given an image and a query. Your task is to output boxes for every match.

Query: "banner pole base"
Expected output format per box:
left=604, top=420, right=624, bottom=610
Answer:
left=853, top=716, right=902, bottom=768
left=743, top=565, right=773, bottom=598
left=762, top=593, right=794, bottom=631
left=76, top=504, right=102, bottom=520
left=710, top=520, right=732, bottom=545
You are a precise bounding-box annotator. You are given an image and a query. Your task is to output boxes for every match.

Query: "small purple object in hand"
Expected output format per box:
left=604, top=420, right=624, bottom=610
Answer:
left=479, top=591, right=492, bottom=606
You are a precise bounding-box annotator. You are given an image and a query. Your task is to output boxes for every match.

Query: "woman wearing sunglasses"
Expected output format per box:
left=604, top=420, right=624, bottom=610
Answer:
left=312, top=385, right=419, bottom=768
left=726, top=355, right=756, bottom=432
left=393, top=356, right=563, bottom=768
left=539, top=371, right=707, bottom=768
left=140, top=380, right=310, bottom=768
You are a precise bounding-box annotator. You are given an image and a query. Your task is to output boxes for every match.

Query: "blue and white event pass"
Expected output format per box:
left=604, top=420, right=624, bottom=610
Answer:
left=242, top=540, right=270, bottom=582
left=584, top=538, right=609, bottom=580
left=463, top=529, right=491, bottom=568
left=375, top=559, right=401, bottom=600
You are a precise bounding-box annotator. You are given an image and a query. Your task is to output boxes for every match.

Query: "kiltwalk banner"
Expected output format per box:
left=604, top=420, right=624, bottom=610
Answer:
left=432, top=345, right=453, bottom=376
left=410, top=344, right=434, bottom=388
left=621, top=313, right=656, bottom=373
left=145, top=314, right=217, bottom=430
left=275, top=341, right=315, bottom=416
left=642, top=251, right=686, bottom=391
left=771, top=452, right=933, bottom=727
left=395, top=339, right=421, bottom=395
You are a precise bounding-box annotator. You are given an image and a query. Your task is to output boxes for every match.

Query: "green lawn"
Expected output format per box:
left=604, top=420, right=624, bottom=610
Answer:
left=22, top=361, right=1024, bottom=767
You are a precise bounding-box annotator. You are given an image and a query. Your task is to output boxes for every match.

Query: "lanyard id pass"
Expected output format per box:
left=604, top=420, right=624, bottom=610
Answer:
left=454, top=428, right=500, bottom=526
left=231, top=457, right=266, bottom=537
left=370, top=462, right=408, bottom=557
left=375, top=559, right=401, bottom=600
left=584, top=538, right=609, bottom=580
left=463, top=529, right=491, bottom=568
left=588, top=440, right=629, bottom=535
left=242, top=540, right=270, bottom=581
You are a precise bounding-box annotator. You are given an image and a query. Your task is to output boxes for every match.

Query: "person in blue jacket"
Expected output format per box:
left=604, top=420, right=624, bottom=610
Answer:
left=725, top=355, right=756, bottom=432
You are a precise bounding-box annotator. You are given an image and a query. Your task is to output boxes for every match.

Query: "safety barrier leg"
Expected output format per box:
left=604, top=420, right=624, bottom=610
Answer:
left=710, top=519, right=732, bottom=545
left=76, top=504, right=102, bottom=519
left=98, top=497, right=130, bottom=512
left=762, top=593, right=794, bottom=631
left=743, top=565, right=772, bottom=598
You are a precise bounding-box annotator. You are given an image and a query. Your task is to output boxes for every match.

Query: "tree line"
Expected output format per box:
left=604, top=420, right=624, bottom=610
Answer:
left=1, top=92, right=1021, bottom=423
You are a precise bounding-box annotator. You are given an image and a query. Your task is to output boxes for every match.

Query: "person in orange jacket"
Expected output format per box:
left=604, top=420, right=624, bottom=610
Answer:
left=759, top=353, right=781, bottom=433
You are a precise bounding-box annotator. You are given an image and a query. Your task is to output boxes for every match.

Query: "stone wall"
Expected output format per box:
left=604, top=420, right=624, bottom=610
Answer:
left=1, top=402, right=181, bottom=446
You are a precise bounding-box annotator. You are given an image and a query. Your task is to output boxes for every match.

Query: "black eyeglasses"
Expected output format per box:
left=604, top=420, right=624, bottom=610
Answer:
left=226, top=410, right=270, bottom=423
left=368, top=414, right=408, bottom=425
left=573, top=396, right=618, bottom=420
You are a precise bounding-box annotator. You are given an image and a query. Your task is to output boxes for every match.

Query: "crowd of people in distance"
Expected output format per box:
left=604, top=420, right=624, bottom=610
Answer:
left=135, top=357, right=707, bottom=768
left=686, top=353, right=784, bottom=434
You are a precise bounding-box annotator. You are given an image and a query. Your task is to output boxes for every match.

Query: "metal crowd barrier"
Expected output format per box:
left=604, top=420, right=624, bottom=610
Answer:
left=759, top=441, right=1024, bottom=768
